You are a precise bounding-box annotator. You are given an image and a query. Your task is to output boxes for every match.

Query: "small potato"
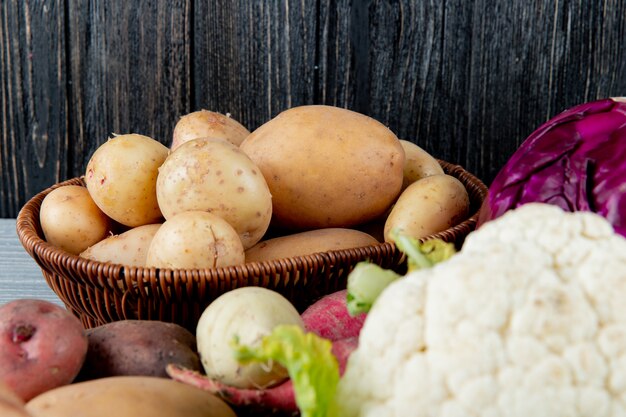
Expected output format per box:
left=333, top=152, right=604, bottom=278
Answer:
left=196, top=287, right=304, bottom=389
left=399, top=139, right=444, bottom=190
left=157, top=137, right=272, bottom=249
left=384, top=174, right=470, bottom=242
left=78, top=320, right=201, bottom=380
left=240, top=105, right=405, bottom=230
left=0, top=300, right=88, bottom=402
left=145, top=211, right=245, bottom=269
left=80, top=224, right=161, bottom=267
left=85, top=134, right=169, bottom=227
left=245, top=228, right=379, bottom=263
left=26, top=376, right=236, bottom=417
left=39, top=185, right=112, bottom=255
left=171, top=110, right=250, bottom=151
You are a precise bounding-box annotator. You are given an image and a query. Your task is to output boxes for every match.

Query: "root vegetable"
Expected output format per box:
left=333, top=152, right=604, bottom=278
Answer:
left=196, top=287, right=304, bottom=389
left=301, top=290, right=366, bottom=341
left=166, top=335, right=358, bottom=413
left=78, top=320, right=201, bottom=380
left=0, top=300, right=88, bottom=401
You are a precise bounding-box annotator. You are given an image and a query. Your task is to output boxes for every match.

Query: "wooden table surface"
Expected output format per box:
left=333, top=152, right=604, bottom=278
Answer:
left=0, top=218, right=63, bottom=306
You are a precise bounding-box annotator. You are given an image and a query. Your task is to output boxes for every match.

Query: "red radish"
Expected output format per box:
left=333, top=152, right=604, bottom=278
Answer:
left=166, top=336, right=358, bottom=411
left=301, top=290, right=366, bottom=341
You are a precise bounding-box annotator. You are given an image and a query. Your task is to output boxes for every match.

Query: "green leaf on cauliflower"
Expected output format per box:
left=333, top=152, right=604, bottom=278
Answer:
left=346, top=230, right=456, bottom=315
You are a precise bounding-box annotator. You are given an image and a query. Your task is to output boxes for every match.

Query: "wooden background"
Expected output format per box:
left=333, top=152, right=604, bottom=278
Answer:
left=1, top=0, right=625, bottom=218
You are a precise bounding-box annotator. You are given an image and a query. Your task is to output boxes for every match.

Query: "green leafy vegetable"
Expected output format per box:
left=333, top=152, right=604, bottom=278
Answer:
left=346, top=263, right=401, bottom=315
left=232, top=325, right=339, bottom=417
left=393, top=231, right=456, bottom=272
left=346, top=230, right=456, bottom=315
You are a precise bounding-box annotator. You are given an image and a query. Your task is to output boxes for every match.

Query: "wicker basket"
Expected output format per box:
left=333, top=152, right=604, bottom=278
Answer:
left=16, top=160, right=487, bottom=331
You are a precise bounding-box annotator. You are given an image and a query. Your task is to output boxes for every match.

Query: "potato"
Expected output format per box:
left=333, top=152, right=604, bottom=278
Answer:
left=171, top=110, right=250, bottom=151
left=145, top=211, right=245, bottom=269
left=85, top=134, right=169, bottom=227
left=26, top=376, right=236, bottom=417
left=78, top=320, right=200, bottom=380
left=39, top=185, right=112, bottom=255
left=399, top=139, right=444, bottom=190
left=0, top=382, right=31, bottom=417
left=0, top=300, right=88, bottom=402
left=79, top=224, right=161, bottom=267
left=196, top=287, right=304, bottom=389
left=157, top=137, right=272, bottom=249
left=240, top=105, right=405, bottom=230
left=245, top=228, right=379, bottom=263
left=384, top=174, right=470, bottom=242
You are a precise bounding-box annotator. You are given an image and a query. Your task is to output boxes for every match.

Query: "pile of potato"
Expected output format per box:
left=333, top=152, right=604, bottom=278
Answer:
left=39, top=105, right=471, bottom=269
left=0, top=299, right=235, bottom=417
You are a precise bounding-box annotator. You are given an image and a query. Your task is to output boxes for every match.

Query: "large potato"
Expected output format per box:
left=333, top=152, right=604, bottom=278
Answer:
left=171, top=110, right=250, bottom=151
left=26, top=376, right=235, bottom=417
left=0, top=300, right=88, bottom=402
left=240, top=105, right=405, bottom=230
left=79, top=224, right=161, bottom=267
left=384, top=174, right=470, bottom=242
left=245, top=228, right=379, bottom=263
left=145, top=211, right=245, bottom=269
left=39, top=185, right=112, bottom=255
left=85, top=134, right=169, bottom=227
left=157, top=137, right=272, bottom=249
left=78, top=320, right=200, bottom=380
left=399, top=139, right=444, bottom=190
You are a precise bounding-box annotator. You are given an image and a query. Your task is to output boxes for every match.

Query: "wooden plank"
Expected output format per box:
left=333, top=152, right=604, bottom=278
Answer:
left=66, top=0, right=192, bottom=175
left=360, top=0, right=626, bottom=184
left=193, top=0, right=320, bottom=130
left=0, top=0, right=68, bottom=218
left=0, top=219, right=63, bottom=306
left=2, top=0, right=626, bottom=216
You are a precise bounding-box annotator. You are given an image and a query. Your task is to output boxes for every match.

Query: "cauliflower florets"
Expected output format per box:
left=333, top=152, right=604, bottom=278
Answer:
left=337, top=203, right=626, bottom=417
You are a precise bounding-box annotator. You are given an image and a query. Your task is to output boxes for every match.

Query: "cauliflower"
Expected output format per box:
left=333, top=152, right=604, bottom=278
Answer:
left=337, top=203, right=626, bottom=417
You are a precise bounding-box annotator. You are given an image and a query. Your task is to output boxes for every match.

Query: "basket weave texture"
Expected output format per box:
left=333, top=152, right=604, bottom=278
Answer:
left=17, top=160, right=487, bottom=331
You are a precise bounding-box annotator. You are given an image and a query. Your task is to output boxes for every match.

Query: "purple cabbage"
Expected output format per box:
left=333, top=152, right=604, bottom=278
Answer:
left=478, top=97, right=626, bottom=236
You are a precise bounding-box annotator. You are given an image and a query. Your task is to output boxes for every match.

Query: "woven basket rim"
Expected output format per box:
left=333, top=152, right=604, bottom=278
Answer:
left=16, top=160, right=488, bottom=290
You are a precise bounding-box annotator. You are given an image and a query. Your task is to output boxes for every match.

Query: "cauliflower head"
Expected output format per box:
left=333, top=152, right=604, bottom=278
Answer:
left=337, top=203, right=626, bottom=417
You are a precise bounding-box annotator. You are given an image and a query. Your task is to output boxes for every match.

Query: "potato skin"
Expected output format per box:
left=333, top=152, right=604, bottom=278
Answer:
left=78, top=320, right=201, bottom=380
left=0, top=382, right=31, bottom=417
left=399, top=139, right=444, bottom=191
left=26, top=376, right=236, bottom=417
left=39, top=185, right=112, bottom=255
left=157, top=137, right=272, bottom=249
left=79, top=224, right=161, bottom=267
left=171, top=110, right=250, bottom=151
left=384, top=174, right=470, bottom=242
left=0, top=300, right=88, bottom=402
left=245, top=228, right=379, bottom=263
left=240, top=105, right=405, bottom=230
left=146, top=211, right=245, bottom=269
left=85, top=134, right=169, bottom=227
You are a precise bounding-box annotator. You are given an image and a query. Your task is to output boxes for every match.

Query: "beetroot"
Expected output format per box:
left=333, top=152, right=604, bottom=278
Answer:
left=301, top=290, right=366, bottom=341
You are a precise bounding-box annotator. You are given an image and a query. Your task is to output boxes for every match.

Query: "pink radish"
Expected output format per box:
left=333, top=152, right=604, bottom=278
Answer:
left=301, top=290, right=366, bottom=341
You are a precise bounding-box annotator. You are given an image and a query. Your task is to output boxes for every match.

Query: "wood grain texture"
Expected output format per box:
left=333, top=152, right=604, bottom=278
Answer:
left=193, top=0, right=320, bottom=130
left=1, top=0, right=67, bottom=218
left=1, top=0, right=626, bottom=218
left=66, top=0, right=192, bottom=172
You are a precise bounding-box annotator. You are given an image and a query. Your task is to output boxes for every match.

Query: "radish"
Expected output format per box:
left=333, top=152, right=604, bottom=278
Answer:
left=301, top=290, right=366, bottom=341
